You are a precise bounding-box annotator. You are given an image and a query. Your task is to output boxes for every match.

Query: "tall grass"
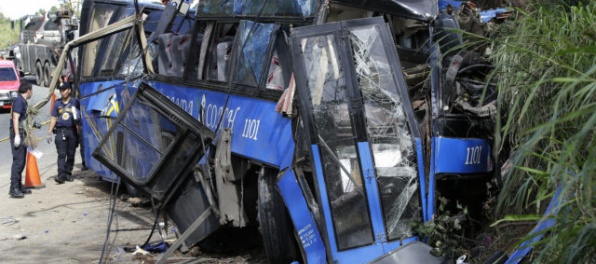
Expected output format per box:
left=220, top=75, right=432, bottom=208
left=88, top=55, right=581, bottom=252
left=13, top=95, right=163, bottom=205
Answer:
left=492, top=1, right=595, bottom=262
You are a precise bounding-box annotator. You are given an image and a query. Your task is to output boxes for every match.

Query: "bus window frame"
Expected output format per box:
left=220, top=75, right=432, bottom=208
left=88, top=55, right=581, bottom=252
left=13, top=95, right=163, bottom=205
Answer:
left=165, top=19, right=286, bottom=102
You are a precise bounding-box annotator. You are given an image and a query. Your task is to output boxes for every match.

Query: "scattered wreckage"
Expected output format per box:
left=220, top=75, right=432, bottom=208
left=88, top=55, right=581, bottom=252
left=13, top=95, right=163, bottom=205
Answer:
left=48, top=0, right=509, bottom=263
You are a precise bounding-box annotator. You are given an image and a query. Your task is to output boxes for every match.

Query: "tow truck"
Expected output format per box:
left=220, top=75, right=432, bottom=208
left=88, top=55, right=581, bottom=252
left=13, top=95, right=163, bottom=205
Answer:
left=11, top=8, right=78, bottom=87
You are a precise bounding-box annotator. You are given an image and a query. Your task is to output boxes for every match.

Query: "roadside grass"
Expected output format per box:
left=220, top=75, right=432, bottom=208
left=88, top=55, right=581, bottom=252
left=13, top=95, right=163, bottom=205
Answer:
left=491, top=1, right=596, bottom=262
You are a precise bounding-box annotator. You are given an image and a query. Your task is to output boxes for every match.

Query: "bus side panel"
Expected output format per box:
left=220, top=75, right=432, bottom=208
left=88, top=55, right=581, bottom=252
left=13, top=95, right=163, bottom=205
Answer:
left=80, top=80, right=129, bottom=182
left=278, top=169, right=327, bottom=263
left=149, top=81, right=295, bottom=168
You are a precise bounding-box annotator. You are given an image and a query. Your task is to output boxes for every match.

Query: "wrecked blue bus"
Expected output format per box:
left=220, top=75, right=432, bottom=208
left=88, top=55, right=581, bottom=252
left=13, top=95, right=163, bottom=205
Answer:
left=69, top=0, right=497, bottom=263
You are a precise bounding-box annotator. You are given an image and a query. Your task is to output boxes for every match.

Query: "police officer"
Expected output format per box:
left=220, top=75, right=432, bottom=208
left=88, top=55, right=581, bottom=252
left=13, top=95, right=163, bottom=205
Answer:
left=9, top=82, right=33, bottom=198
left=47, top=81, right=81, bottom=184
left=62, top=73, right=88, bottom=171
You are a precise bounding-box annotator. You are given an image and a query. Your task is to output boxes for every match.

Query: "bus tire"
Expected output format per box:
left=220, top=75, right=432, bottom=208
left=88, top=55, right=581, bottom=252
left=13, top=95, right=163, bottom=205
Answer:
left=257, top=167, right=301, bottom=264
left=35, top=61, right=43, bottom=86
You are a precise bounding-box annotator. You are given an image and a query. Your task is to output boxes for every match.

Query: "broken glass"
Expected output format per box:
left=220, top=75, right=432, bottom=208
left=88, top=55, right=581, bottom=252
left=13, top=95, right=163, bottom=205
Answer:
left=197, top=0, right=234, bottom=17
left=81, top=4, right=117, bottom=77
left=198, top=0, right=316, bottom=19
left=233, top=0, right=316, bottom=19
left=349, top=25, right=421, bottom=240
left=233, top=21, right=276, bottom=88
left=98, top=28, right=134, bottom=77
left=300, top=34, right=375, bottom=250
left=334, top=0, right=438, bottom=21
left=119, top=30, right=145, bottom=77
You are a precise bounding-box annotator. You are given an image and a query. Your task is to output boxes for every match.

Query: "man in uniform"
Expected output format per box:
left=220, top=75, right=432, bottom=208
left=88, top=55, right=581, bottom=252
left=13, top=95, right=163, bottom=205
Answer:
left=47, top=81, right=81, bottom=184
left=9, top=82, right=33, bottom=198
left=62, top=73, right=88, bottom=171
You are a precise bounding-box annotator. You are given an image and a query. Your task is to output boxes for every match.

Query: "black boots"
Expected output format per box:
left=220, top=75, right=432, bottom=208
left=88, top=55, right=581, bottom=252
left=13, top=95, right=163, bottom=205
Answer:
left=9, top=181, right=30, bottom=198
left=55, top=173, right=73, bottom=183
left=9, top=188, right=24, bottom=198
left=55, top=176, right=65, bottom=184
left=19, top=183, right=32, bottom=194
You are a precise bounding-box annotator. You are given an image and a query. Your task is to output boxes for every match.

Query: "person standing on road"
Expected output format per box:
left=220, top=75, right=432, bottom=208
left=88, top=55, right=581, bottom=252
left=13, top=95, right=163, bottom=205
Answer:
left=9, top=82, right=33, bottom=198
left=62, top=73, right=88, bottom=171
left=47, top=81, right=81, bottom=184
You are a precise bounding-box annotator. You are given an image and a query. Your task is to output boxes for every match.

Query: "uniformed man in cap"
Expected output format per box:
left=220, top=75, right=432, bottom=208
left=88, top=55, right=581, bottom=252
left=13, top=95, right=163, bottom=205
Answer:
left=47, top=81, right=81, bottom=184
left=9, top=82, right=33, bottom=198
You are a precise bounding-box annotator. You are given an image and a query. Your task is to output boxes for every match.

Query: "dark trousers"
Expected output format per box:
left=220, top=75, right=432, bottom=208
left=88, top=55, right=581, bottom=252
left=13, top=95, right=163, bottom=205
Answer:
left=55, top=128, right=79, bottom=180
left=10, top=130, right=27, bottom=190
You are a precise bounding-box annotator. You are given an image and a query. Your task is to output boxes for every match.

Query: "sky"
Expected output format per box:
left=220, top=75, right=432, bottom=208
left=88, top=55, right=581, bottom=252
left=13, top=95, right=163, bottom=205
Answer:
left=0, top=0, right=64, bottom=20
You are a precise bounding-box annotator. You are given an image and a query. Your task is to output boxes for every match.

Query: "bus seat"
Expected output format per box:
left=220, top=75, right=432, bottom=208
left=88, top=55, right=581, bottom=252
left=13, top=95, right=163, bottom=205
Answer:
left=157, top=33, right=175, bottom=76
left=216, top=41, right=233, bottom=81
left=170, top=34, right=191, bottom=77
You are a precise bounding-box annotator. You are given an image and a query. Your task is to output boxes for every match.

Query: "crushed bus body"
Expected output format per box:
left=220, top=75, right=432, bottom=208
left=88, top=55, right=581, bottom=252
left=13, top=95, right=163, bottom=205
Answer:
left=69, top=0, right=498, bottom=263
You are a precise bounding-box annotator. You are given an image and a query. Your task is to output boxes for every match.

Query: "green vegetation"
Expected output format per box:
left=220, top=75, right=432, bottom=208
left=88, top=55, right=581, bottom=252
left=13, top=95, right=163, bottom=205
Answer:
left=429, top=1, right=595, bottom=262
left=412, top=196, right=469, bottom=259
left=0, top=14, right=19, bottom=50
left=491, top=1, right=596, bottom=262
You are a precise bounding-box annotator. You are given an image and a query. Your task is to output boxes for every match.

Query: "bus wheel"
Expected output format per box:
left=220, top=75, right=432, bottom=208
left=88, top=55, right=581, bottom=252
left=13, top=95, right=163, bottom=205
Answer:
left=257, top=167, right=301, bottom=264
left=35, top=61, right=43, bottom=86
left=43, top=62, right=52, bottom=87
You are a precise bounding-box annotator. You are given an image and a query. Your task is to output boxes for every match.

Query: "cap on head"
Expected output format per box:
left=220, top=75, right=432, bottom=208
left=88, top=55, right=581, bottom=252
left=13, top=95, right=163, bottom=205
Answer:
left=18, top=82, right=32, bottom=93
left=58, top=82, right=71, bottom=90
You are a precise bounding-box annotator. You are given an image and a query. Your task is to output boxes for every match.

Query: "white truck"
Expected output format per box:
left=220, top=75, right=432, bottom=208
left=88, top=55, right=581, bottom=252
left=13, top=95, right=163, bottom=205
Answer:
left=11, top=9, right=78, bottom=87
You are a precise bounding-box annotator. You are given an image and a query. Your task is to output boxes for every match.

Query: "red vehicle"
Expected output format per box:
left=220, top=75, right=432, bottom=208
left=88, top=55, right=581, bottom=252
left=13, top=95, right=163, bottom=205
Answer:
left=0, top=60, right=22, bottom=109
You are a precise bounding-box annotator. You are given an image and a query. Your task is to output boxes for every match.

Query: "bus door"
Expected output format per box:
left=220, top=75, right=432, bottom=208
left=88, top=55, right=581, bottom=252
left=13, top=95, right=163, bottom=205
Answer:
left=290, top=17, right=430, bottom=263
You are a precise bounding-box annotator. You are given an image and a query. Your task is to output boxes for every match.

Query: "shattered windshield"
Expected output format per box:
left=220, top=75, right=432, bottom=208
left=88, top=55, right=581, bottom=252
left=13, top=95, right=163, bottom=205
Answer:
left=300, top=33, right=375, bottom=250
left=350, top=24, right=420, bottom=240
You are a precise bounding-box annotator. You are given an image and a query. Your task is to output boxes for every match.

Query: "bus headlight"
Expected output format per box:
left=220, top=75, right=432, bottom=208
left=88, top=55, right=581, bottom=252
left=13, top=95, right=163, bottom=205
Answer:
left=11, top=91, right=19, bottom=98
